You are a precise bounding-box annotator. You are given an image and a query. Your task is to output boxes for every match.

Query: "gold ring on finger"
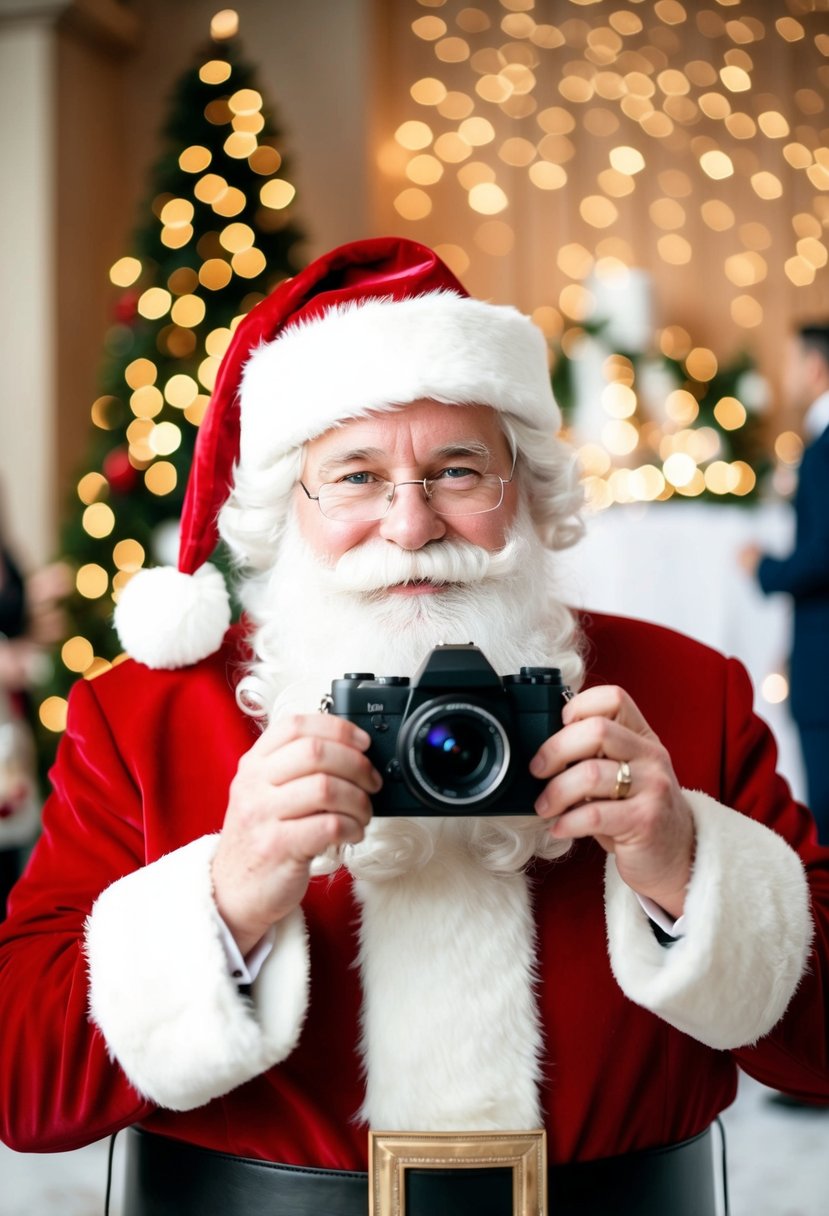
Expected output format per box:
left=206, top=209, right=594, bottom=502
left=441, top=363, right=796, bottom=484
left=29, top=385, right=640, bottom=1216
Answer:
left=613, top=760, right=632, bottom=800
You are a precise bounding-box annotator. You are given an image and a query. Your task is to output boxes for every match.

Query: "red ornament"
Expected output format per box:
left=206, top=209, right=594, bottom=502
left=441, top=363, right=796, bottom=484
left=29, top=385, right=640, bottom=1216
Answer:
left=114, top=290, right=140, bottom=324
left=104, top=447, right=139, bottom=494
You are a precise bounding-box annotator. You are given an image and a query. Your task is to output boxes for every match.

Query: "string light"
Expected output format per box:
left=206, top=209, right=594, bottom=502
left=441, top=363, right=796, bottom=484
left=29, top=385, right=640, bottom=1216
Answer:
left=401, top=0, right=827, bottom=343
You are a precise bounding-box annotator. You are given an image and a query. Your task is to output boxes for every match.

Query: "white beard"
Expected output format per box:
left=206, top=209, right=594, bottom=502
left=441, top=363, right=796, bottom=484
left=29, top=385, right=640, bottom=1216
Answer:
left=235, top=506, right=584, bottom=879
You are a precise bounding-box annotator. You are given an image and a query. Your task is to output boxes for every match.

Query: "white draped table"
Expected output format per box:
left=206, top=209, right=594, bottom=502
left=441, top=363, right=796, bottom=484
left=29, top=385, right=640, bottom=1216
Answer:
left=556, top=501, right=806, bottom=802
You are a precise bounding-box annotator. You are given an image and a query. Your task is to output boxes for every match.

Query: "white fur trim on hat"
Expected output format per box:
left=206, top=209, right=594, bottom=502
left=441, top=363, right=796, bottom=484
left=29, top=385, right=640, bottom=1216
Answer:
left=85, top=834, right=310, bottom=1110
left=113, top=563, right=231, bottom=669
left=605, top=790, right=813, bottom=1049
left=239, top=291, right=558, bottom=468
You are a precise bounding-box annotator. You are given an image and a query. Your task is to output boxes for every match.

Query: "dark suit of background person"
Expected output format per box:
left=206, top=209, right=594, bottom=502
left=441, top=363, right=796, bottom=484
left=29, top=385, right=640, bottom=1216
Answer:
left=752, top=326, right=829, bottom=845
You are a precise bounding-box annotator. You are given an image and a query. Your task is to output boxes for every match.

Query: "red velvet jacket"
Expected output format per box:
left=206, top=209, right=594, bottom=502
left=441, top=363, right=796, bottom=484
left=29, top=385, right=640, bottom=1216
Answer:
left=0, top=612, right=826, bottom=1163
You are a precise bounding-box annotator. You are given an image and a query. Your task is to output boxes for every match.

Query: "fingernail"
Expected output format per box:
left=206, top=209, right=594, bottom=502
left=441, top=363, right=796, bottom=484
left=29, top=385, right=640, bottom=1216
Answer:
left=371, top=770, right=383, bottom=792
left=530, top=755, right=545, bottom=777
left=353, top=728, right=372, bottom=748
left=535, top=795, right=548, bottom=816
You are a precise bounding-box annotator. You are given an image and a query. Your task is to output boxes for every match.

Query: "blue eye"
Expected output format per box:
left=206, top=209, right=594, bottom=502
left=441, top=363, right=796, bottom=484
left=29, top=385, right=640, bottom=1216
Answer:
left=436, top=467, right=479, bottom=480
left=341, top=472, right=377, bottom=485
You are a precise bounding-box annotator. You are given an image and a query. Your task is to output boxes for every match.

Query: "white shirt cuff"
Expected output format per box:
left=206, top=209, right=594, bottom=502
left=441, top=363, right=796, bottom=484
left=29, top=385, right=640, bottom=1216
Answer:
left=214, top=911, right=276, bottom=984
left=636, top=893, right=686, bottom=939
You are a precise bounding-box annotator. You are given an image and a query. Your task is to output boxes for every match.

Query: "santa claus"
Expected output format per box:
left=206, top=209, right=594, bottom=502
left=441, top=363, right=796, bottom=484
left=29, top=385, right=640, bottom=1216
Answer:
left=0, top=238, right=824, bottom=1216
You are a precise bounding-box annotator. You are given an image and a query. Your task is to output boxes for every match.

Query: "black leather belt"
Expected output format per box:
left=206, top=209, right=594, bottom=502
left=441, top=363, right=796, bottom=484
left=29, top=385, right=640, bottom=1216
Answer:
left=122, top=1123, right=719, bottom=1216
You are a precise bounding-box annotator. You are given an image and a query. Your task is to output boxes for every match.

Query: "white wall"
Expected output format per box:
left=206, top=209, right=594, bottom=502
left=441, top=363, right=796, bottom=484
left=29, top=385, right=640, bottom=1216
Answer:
left=0, top=13, right=56, bottom=566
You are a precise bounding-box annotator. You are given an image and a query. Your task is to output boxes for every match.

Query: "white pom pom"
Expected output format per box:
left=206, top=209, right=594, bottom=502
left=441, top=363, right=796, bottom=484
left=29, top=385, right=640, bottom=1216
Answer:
left=114, top=564, right=232, bottom=670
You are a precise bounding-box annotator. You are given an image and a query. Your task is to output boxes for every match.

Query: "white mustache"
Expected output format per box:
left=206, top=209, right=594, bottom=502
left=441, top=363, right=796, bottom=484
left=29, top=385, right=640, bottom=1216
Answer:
left=332, top=535, right=525, bottom=594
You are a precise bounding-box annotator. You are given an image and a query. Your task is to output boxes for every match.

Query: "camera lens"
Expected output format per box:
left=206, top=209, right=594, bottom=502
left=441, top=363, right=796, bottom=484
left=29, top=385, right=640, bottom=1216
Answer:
left=400, top=699, right=510, bottom=808
left=421, top=717, right=490, bottom=788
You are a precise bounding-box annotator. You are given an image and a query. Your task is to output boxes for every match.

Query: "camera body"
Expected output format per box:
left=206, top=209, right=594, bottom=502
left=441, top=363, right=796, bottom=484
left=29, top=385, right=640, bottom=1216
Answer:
left=329, top=643, right=570, bottom=816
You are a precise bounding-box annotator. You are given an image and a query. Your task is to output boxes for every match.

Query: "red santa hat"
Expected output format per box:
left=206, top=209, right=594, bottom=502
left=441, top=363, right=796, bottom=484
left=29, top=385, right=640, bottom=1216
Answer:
left=114, top=236, right=560, bottom=670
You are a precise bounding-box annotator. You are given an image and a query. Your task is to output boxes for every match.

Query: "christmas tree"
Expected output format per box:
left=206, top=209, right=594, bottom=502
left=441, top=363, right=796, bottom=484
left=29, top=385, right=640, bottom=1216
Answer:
left=38, top=19, right=306, bottom=741
left=551, top=310, right=772, bottom=511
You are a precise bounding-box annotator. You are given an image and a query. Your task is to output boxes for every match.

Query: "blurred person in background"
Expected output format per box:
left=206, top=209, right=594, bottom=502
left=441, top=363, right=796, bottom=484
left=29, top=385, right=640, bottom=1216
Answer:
left=742, top=323, right=829, bottom=845
left=0, top=505, right=70, bottom=919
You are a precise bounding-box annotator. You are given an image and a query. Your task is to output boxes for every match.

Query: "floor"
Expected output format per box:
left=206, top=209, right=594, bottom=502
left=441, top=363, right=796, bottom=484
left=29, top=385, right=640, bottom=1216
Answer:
left=0, top=1072, right=826, bottom=1215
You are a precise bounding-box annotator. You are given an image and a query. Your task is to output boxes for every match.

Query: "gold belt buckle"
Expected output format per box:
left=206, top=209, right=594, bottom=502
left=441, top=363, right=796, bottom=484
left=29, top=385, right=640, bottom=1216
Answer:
left=368, top=1128, right=547, bottom=1216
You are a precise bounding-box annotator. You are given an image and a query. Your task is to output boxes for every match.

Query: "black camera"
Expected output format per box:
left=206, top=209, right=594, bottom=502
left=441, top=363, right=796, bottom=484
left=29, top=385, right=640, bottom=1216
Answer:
left=328, top=644, right=571, bottom=816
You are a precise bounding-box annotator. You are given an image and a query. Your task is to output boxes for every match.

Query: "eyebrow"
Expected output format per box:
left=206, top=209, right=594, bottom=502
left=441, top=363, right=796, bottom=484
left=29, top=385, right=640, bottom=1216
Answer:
left=316, top=440, right=495, bottom=480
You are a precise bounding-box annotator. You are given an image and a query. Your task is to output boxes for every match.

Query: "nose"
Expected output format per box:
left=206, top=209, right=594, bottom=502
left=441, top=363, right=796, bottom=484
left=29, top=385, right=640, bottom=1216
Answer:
left=378, top=481, right=446, bottom=549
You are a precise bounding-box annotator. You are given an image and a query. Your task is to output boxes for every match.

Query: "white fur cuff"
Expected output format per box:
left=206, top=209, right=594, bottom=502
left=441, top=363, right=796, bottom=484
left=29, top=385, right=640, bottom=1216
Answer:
left=605, top=791, right=813, bottom=1049
left=85, top=835, right=309, bottom=1110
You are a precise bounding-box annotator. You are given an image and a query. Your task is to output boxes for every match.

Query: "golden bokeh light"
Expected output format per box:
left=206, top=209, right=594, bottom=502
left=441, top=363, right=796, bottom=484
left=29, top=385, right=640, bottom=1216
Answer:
left=730, top=300, right=765, bottom=338
left=198, top=356, right=221, bottom=392
left=110, top=256, right=142, bottom=287
left=609, top=145, right=645, bottom=175
left=82, top=502, right=115, bottom=539
left=171, top=294, right=207, bottom=328
left=434, top=132, right=473, bottom=162
left=454, top=161, right=493, bottom=189
left=394, top=187, right=433, bottom=219
left=77, top=472, right=107, bottom=505
left=602, top=419, right=639, bottom=455
left=701, top=199, right=735, bottom=231
left=228, top=89, right=262, bottom=116
left=39, top=696, right=68, bottom=733
left=774, top=431, right=804, bottom=465
left=248, top=145, right=281, bottom=175
left=412, top=15, right=447, bottom=40
left=437, top=91, right=475, bottom=120
left=434, top=242, right=470, bottom=277
left=602, top=383, right=637, bottom=418
left=61, top=636, right=94, bottom=673
left=129, top=385, right=164, bottom=420
left=468, top=182, right=508, bottom=214
left=91, top=396, right=118, bottom=430
left=720, top=65, right=752, bottom=92
left=224, top=131, right=258, bottom=159
left=411, top=77, right=448, bottom=105
left=459, top=116, right=496, bottom=146
left=657, top=235, right=692, bottom=265
left=699, top=150, right=734, bottom=179
left=259, top=180, right=296, bottom=209
left=145, top=462, right=178, bottom=496
left=160, top=198, right=194, bottom=226
left=137, top=287, right=172, bottom=321
left=113, top=539, right=145, bottom=572
left=663, top=452, right=697, bottom=488
left=164, top=374, right=199, bottom=410
left=199, top=61, right=231, bottom=86
left=213, top=186, right=246, bottom=216
left=557, top=243, right=594, bottom=279
left=76, top=563, right=109, bottom=599
left=199, top=258, right=233, bottom=291
left=685, top=347, right=718, bottom=381
left=761, top=673, right=790, bottom=705
left=435, top=37, right=471, bottom=63
left=395, top=120, right=434, bottom=150
left=665, top=390, right=699, bottom=425
left=231, top=248, right=266, bottom=278
left=210, top=9, right=238, bottom=40
left=713, top=397, right=747, bottom=430
left=124, top=358, right=157, bottom=390
left=660, top=326, right=692, bottom=360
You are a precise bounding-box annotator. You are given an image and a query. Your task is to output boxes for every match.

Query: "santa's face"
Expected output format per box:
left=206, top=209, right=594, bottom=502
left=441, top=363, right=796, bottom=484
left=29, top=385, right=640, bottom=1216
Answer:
left=294, top=399, right=518, bottom=576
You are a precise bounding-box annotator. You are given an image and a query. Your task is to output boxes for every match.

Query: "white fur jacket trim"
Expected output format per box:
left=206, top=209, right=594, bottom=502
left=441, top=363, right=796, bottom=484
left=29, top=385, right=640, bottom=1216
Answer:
left=85, top=834, right=309, bottom=1111
left=354, top=834, right=543, bottom=1131
left=605, top=789, right=813, bottom=1049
